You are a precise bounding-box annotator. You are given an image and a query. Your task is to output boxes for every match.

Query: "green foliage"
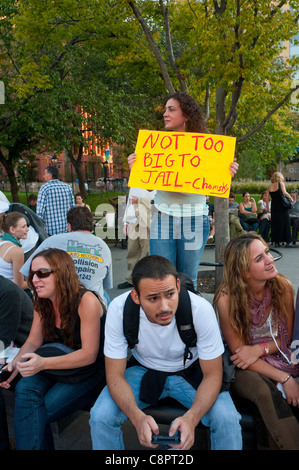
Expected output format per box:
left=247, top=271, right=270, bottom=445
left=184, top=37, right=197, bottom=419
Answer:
left=3, top=191, right=126, bottom=212
left=0, top=0, right=299, bottom=189
left=231, top=180, right=299, bottom=196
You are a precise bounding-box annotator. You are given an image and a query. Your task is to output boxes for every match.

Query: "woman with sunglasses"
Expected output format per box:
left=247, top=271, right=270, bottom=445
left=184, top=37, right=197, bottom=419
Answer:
left=0, top=248, right=105, bottom=449
left=0, top=212, right=29, bottom=290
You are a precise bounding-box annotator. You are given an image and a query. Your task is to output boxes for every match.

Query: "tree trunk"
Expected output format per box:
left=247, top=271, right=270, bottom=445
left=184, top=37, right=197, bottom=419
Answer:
left=214, top=196, right=229, bottom=287
left=66, top=144, right=86, bottom=198
left=0, top=149, right=19, bottom=202
left=214, top=87, right=230, bottom=287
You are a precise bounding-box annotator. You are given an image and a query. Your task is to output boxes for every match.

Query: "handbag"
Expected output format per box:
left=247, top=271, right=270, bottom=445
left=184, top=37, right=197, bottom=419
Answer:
left=35, top=343, right=103, bottom=384
left=279, top=183, right=292, bottom=209
left=239, top=211, right=259, bottom=225
left=247, top=217, right=259, bottom=225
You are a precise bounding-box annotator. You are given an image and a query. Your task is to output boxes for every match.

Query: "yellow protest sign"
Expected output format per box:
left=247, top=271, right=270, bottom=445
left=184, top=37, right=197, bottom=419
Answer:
left=128, top=130, right=236, bottom=198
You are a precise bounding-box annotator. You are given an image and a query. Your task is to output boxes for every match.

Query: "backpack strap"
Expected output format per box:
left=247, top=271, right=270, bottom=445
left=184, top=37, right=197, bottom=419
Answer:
left=123, top=294, right=140, bottom=349
left=175, top=285, right=197, bottom=365
left=123, top=285, right=197, bottom=367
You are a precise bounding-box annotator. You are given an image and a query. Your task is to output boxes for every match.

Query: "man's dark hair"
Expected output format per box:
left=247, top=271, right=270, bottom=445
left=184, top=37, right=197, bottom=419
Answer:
left=28, top=194, right=37, bottom=203
left=132, top=255, right=178, bottom=294
left=67, top=205, right=93, bottom=232
left=45, top=166, right=59, bottom=179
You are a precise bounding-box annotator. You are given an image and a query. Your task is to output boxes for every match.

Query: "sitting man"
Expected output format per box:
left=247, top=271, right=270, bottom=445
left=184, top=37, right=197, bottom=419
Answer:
left=89, top=255, right=242, bottom=450
left=0, top=276, right=33, bottom=450
left=20, top=205, right=112, bottom=306
left=228, top=192, right=244, bottom=238
left=0, top=275, right=33, bottom=350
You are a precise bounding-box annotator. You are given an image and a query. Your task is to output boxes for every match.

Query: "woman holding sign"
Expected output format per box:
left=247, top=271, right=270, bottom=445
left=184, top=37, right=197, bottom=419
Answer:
left=128, top=91, right=238, bottom=289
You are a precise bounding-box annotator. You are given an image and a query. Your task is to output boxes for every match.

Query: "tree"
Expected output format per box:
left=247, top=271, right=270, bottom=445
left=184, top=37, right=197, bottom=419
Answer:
left=119, top=0, right=299, bottom=283
left=1, top=0, right=166, bottom=198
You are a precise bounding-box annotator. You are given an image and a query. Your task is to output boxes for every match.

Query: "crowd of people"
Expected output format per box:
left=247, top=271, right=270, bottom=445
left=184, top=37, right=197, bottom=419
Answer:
left=0, top=92, right=299, bottom=451
left=227, top=173, right=298, bottom=248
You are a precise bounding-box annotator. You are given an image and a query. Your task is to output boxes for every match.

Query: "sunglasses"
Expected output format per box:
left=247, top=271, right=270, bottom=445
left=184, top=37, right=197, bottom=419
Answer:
left=28, top=269, right=54, bottom=281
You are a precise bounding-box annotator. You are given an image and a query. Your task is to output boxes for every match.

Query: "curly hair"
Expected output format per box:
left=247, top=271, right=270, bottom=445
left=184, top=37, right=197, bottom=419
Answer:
left=270, top=171, right=284, bottom=183
left=213, top=233, right=293, bottom=344
left=164, top=91, right=207, bottom=133
left=28, top=248, right=84, bottom=347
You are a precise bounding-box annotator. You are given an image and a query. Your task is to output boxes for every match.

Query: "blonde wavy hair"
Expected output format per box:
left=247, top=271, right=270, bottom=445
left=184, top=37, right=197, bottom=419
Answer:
left=213, top=233, right=293, bottom=343
left=270, top=171, right=284, bottom=183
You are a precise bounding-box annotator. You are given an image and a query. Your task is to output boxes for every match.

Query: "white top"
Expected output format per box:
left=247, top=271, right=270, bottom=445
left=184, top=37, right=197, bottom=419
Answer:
left=258, top=199, right=271, bottom=212
left=0, top=241, right=14, bottom=281
left=104, top=290, right=224, bottom=372
left=128, top=187, right=155, bottom=199
left=154, top=191, right=208, bottom=218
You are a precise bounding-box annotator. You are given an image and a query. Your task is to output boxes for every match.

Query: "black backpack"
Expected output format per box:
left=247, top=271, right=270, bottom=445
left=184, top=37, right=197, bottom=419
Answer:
left=123, top=273, right=200, bottom=366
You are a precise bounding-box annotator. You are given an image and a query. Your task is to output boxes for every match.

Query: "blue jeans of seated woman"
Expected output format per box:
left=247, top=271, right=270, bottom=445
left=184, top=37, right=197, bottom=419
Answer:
left=14, top=371, right=104, bottom=450
left=240, top=218, right=259, bottom=232
left=89, top=365, right=242, bottom=450
left=150, top=213, right=210, bottom=289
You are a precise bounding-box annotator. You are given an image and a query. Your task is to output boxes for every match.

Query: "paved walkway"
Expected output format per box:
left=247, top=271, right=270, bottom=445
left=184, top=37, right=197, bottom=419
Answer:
left=106, top=241, right=299, bottom=303
left=4, top=240, right=299, bottom=450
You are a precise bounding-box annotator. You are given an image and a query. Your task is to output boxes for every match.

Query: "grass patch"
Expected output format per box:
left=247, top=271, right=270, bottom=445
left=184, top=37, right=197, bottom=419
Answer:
left=3, top=191, right=127, bottom=213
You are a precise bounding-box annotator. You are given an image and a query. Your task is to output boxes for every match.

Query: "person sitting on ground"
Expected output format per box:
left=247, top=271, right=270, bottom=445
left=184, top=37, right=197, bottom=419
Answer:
left=1, top=248, right=106, bottom=450
left=0, top=276, right=34, bottom=450
left=238, top=192, right=259, bottom=232
left=27, top=194, right=37, bottom=213
left=0, top=276, right=33, bottom=349
left=75, top=192, right=91, bottom=211
left=20, top=206, right=112, bottom=307
left=257, top=190, right=271, bottom=242
left=289, top=189, right=299, bottom=247
left=228, top=192, right=244, bottom=238
left=89, top=255, right=242, bottom=450
left=214, top=233, right=299, bottom=450
left=0, top=212, right=29, bottom=290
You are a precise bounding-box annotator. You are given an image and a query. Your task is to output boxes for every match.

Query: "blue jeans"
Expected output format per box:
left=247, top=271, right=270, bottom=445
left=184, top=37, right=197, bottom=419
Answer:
left=240, top=218, right=259, bottom=232
left=89, top=365, right=242, bottom=450
left=14, top=371, right=104, bottom=450
left=150, top=213, right=210, bottom=289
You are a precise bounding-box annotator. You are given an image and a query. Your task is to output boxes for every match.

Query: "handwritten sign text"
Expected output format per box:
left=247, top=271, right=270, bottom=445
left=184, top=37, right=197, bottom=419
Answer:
left=128, top=130, right=236, bottom=197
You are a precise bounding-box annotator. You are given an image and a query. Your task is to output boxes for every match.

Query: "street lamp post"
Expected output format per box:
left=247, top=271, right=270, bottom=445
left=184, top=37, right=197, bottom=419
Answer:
left=51, top=154, right=58, bottom=167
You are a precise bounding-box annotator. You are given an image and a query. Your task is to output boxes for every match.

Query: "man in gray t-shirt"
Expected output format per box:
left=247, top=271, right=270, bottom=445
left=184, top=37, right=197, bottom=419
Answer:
left=21, top=206, right=112, bottom=305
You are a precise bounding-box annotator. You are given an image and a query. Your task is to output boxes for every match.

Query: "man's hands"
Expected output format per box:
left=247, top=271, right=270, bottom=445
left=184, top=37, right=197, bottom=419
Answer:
left=135, top=412, right=195, bottom=450
left=135, top=413, right=160, bottom=449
